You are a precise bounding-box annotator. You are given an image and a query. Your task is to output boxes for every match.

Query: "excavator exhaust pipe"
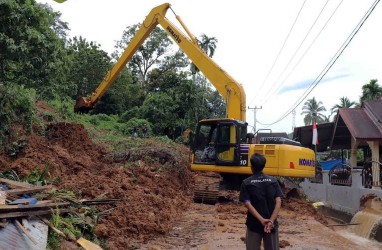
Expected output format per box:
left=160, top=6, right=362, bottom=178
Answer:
left=74, top=97, right=95, bottom=113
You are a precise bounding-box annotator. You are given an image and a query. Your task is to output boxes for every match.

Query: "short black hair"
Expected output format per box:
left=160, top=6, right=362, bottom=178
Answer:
left=250, top=153, right=266, bottom=172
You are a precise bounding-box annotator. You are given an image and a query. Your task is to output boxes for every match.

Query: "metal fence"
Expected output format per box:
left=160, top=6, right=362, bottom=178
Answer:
left=362, top=160, right=382, bottom=189
left=329, top=163, right=352, bottom=186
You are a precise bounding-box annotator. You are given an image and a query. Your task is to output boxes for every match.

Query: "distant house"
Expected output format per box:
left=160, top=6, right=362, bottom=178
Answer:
left=293, top=100, right=382, bottom=188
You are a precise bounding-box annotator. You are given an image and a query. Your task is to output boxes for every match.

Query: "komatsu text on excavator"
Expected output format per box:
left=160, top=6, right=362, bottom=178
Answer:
left=74, top=3, right=316, bottom=203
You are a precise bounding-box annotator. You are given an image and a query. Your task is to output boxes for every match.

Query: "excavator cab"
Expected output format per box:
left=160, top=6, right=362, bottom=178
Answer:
left=191, top=119, right=248, bottom=167
left=70, top=3, right=315, bottom=199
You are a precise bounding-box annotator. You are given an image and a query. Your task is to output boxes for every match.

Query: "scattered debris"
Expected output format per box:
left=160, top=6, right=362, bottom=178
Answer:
left=77, top=237, right=103, bottom=250
left=0, top=122, right=193, bottom=248
left=0, top=218, right=48, bottom=250
left=0, top=177, right=118, bottom=249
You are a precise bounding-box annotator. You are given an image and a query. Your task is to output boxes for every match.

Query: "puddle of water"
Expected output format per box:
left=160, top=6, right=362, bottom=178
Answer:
left=349, top=208, right=382, bottom=239
left=336, top=229, right=382, bottom=250
left=315, top=200, right=382, bottom=248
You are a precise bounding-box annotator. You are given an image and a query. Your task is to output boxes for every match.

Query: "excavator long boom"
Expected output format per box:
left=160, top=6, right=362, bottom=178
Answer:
left=74, top=3, right=246, bottom=121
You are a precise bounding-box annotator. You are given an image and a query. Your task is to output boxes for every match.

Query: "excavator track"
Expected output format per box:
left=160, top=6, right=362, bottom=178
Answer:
left=193, top=174, right=221, bottom=205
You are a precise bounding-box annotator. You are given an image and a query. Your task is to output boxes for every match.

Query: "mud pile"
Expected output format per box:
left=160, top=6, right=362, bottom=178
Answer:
left=282, top=187, right=327, bottom=225
left=0, top=122, right=194, bottom=249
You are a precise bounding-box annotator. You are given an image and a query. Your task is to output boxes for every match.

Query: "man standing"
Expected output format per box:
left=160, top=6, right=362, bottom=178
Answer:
left=142, top=124, right=148, bottom=138
left=239, top=153, right=283, bottom=250
left=133, top=127, right=138, bottom=137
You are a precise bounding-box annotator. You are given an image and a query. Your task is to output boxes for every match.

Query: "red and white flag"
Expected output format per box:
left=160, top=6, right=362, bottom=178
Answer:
left=312, top=121, right=318, bottom=145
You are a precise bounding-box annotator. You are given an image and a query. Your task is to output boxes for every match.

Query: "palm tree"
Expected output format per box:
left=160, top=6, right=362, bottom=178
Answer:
left=301, top=97, right=327, bottom=125
left=331, top=96, right=356, bottom=115
left=360, top=79, right=382, bottom=103
left=322, top=114, right=331, bottom=123
left=190, top=34, right=218, bottom=122
left=190, top=34, right=218, bottom=84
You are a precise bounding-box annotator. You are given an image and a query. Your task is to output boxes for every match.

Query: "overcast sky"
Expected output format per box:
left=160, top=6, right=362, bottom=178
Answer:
left=37, top=0, right=382, bottom=133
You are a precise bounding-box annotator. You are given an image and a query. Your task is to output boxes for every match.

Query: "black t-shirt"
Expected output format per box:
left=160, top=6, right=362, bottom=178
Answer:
left=239, top=172, right=283, bottom=233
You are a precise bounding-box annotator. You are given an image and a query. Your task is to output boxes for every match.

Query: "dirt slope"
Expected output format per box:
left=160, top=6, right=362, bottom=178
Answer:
left=2, top=120, right=381, bottom=249
left=0, top=122, right=194, bottom=249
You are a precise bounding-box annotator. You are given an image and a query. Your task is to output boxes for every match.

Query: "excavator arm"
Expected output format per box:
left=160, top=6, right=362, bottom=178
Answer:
left=74, top=3, right=246, bottom=121
left=70, top=2, right=315, bottom=199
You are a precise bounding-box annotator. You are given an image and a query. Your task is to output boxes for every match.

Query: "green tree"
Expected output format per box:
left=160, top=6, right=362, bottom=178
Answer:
left=0, top=0, right=68, bottom=99
left=145, top=67, right=195, bottom=135
left=66, top=36, right=111, bottom=98
left=208, top=90, right=226, bottom=118
left=360, top=79, right=382, bottom=103
left=322, top=114, right=331, bottom=123
left=301, top=97, right=327, bottom=125
left=190, top=34, right=218, bottom=84
left=0, top=84, right=35, bottom=152
left=94, top=74, right=144, bottom=115
left=330, top=96, right=355, bottom=121
left=113, top=24, right=173, bottom=89
left=66, top=36, right=145, bottom=115
left=140, top=93, right=177, bottom=135
left=189, top=34, right=219, bottom=122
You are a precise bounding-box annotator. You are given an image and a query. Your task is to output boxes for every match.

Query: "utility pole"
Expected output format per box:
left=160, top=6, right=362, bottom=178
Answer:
left=292, top=109, right=296, bottom=132
left=248, top=106, right=262, bottom=134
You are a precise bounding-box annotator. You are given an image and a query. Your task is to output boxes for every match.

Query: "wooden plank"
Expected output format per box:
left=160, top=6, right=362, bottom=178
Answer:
left=15, top=219, right=38, bottom=245
left=36, top=200, right=54, bottom=205
left=81, top=199, right=121, bottom=205
left=9, top=198, right=38, bottom=205
left=0, top=218, right=48, bottom=250
left=0, top=178, right=34, bottom=189
left=0, top=191, right=6, bottom=205
left=0, top=208, right=70, bottom=219
left=38, top=216, right=67, bottom=239
left=327, top=223, right=360, bottom=227
left=77, top=237, right=103, bottom=250
left=5, top=186, right=53, bottom=196
left=0, top=202, right=70, bottom=211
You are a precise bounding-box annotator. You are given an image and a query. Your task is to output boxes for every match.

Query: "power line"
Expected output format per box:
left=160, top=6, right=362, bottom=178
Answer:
left=257, top=0, right=331, bottom=106
left=248, top=0, right=307, bottom=106
left=259, top=0, right=344, bottom=107
left=248, top=106, right=262, bottom=133
left=257, top=0, right=380, bottom=126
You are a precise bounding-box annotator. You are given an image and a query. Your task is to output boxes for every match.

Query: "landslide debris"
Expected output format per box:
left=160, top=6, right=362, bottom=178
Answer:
left=0, top=122, right=194, bottom=249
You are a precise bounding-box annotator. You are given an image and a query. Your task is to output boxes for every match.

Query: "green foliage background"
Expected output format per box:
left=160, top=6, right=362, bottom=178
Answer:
left=1, top=0, right=379, bottom=149
left=0, top=0, right=227, bottom=146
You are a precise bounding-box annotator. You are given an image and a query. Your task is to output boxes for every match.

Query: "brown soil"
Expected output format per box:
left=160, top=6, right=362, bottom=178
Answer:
left=360, top=193, right=378, bottom=208
left=1, top=105, right=381, bottom=249
left=0, top=122, right=193, bottom=249
left=141, top=196, right=382, bottom=250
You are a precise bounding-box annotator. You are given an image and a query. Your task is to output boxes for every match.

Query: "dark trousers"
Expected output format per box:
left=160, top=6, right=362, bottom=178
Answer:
left=246, top=226, right=279, bottom=250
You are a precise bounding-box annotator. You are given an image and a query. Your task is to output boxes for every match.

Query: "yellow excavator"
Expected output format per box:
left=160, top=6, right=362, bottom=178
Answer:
left=74, top=3, right=316, bottom=202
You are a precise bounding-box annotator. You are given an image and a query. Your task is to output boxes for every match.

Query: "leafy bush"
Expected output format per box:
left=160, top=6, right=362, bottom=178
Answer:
left=0, top=83, right=35, bottom=150
left=48, top=98, right=76, bottom=120
left=78, top=113, right=119, bottom=131
left=88, top=113, right=116, bottom=126
left=120, top=118, right=151, bottom=137
left=119, top=106, right=140, bottom=122
left=154, top=136, right=174, bottom=144
left=88, top=116, right=100, bottom=126
left=94, top=113, right=113, bottom=121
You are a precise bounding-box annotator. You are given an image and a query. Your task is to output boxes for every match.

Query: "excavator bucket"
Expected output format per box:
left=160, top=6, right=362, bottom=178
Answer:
left=74, top=97, right=94, bottom=113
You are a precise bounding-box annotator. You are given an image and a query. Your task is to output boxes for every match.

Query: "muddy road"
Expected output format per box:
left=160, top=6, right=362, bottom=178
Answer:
left=142, top=200, right=382, bottom=250
left=1, top=120, right=381, bottom=249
